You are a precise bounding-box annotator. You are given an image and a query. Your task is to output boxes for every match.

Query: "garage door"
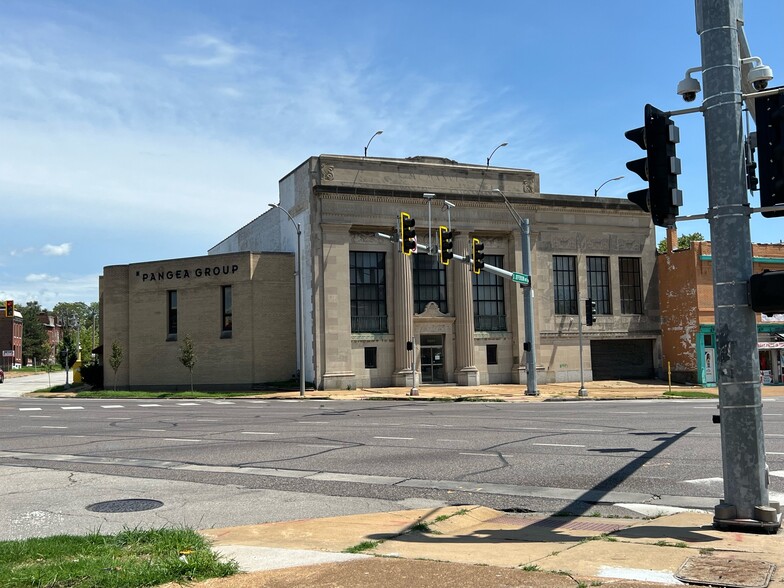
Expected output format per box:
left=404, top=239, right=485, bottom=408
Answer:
left=590, top=339, right=654, bottom=380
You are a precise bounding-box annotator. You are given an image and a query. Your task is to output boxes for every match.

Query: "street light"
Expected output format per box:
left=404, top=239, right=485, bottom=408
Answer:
left=493, top=188, right=538, bottom=395
left=593, top=175, right=624, bottom=197
left=486, top=142, right=508, bottom=167
left=364, top=130, right=383, bottom=158
left=269, top=203, right=306, bottom=398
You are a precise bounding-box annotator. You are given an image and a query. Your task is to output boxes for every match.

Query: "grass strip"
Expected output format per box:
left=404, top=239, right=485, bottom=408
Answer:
left=663, top=390, right=718, bottom=399
left=0, top=528, right=238, bottom=588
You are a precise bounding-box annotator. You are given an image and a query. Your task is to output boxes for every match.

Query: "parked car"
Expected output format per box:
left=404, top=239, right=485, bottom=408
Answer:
left=0, top=367, right=4, bottom=383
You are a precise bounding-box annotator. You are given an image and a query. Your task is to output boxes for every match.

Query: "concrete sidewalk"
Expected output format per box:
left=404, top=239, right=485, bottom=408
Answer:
left=178, top=505, right=783, bottom=588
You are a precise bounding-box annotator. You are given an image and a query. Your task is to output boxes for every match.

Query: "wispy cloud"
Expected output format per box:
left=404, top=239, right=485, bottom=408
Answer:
left=10, top=247, right=35, bottom=256
left=41, top=243, right=71, bottom=256
left=164, top=35, right=246, bottom=68
left=26, top=273, right=59, bottom=282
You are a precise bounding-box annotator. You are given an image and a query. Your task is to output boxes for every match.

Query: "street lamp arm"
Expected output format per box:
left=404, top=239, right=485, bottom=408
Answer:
left=364, top=130, right=383, bottom=157
left=486, top=142, right=508, bottom=167
left=593, top=176, right=624, bottom=197
left=268, top=203, right=301, bottom=235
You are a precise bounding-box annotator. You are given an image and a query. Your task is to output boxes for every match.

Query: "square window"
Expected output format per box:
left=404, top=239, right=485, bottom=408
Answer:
left=486, top=344, right=498, bottom=365
left=364, top=347, right=377, bottom=369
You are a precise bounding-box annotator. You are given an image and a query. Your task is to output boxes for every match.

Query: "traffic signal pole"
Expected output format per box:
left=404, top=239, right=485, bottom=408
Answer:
left=696, top=0, right=778, bottom=531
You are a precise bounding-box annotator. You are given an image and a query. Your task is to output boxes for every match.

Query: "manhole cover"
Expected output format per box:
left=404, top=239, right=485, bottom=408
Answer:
left=676, top=556, right=776, bottom=588
left=86, top=499, right=164, bottom=513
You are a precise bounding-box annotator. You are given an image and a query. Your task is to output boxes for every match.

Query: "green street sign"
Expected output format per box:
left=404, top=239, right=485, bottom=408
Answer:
left=512, top=272, right=530, bottom=286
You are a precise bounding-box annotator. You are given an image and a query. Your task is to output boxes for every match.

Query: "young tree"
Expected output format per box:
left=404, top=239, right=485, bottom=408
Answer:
left=21, top=301, right=49, bottom=366
left=178, top=334, right=197, bottom=392
left=657, top=231, right=705, bottom=253
left=109, top=340, right=123, bottom=392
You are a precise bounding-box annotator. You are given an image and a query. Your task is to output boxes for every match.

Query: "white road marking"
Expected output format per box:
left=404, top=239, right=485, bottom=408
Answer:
left=108, top=417, right=131, bottom=420
left=768, top=434, right=784, bottom=437
left=533, top=443, right=585, bottom=448
left=176, top=403, right=201, bottom=406
left=241, top=432, right=279, bottom=435
left=140, top=429, right=167, bottom=432
left=683, top=477, right=723, bottom=484
left=41, top=426, right=68, bottom=429
left=767, top=452, right=784, bottom=455
left=19, top=408, right=42, bottom=411
left=197, top=419, right=219, bottom=422
left=769, top=470, right=784, bottom=478
left=374, top=436, right=414, bottom=440
left=101, top=405, right=124, bottom=408
left=460, top=452, right=496, bottom=457
left=139, top=404, right=162, bottom=407
left=298, top=421, right=329, bottom=424
left=29, top=415, right=51, bottom=418
left=208, top=401, right=235, bottom=405
left=163, top=438, right=201, bottom=443
left=61, top=406, right=84, bottom=410
left=608, top=411, right=647, bottom=414
left=561, top=428, right=603, bottom=432
left=764, top=413, right=782, bottom=416
left=68, top=435, right=87, bottom=438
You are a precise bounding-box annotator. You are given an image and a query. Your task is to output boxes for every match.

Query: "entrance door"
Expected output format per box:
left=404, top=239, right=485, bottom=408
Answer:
left=420, top=334, right=445, bottom=383
left=704, top=347, right=716, bottom=384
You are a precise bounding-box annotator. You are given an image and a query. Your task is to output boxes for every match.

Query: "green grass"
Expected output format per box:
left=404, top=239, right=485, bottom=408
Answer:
left=663, top=390, right=718, bottom=399
left=655, top=540, right=688, bottom=548
left=520, top=564, right=540, bottom=572
left=343, top=540, right=380, bottom=554
left=0, top=528, right=238, bottom=588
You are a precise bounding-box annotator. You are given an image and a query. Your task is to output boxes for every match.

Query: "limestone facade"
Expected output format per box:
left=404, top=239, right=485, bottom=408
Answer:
left=211, top=155, right=662, bottom=390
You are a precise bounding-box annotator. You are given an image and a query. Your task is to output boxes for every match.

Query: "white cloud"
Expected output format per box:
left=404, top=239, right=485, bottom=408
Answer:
left=25, top=273, right=59, bottom=282
left=164, top=35, right=246, bottom=68
left=10, top=247, right=35, bottom=256
left=41, top=243, right=72, bottom=256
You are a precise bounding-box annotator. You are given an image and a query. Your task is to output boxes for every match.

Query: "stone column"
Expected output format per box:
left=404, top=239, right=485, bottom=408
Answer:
left=453, top=234, right=479, bottom=385
left=393, top=248, right=415, bottom=387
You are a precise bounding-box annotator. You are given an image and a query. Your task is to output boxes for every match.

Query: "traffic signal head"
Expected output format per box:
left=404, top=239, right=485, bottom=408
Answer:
left=749, top=270, right=784, bottom=314
left=625, top=104, right=683, bottom=227
left=471, top=238, right=485, bottom=274
left=585, top=298, right=597, bottom=326
left=4, top=300, right=12, bottom=318
left=400, top=212, right=416, bottom=255
left=438, top=226, right=453, bottom=265
left=754, top=91, right=784, bottom=217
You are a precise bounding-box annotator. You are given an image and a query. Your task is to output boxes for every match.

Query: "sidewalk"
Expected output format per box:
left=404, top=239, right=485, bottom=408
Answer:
left=254, top=379, right=784, bottom=401
left=170, top=504, right=783, bottom=588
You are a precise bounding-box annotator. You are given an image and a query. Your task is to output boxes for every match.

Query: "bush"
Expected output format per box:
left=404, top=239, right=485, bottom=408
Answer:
left=80, top=362, right=104, bottom=389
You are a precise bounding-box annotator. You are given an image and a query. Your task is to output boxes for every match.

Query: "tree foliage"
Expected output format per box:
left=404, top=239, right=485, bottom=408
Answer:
left=57, top=332, right=78, bottom=370
left=657, top=232, right=705, bottom=253
left=178, top=334, right=197, bottom=392
left=109, top=340, right=123, bottom=391
left=20, top=301, right=49, bottom=365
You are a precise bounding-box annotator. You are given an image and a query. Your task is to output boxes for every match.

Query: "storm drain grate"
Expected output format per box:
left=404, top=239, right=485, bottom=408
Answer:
left=86, top=499, right=164, bottom=513
left=675, top=556, right=775, bottom=588
left=490, top=514, right=630, bottom=533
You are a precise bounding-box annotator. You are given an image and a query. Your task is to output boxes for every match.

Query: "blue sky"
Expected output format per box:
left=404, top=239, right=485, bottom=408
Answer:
left=1, top=1, right=782, bottom=309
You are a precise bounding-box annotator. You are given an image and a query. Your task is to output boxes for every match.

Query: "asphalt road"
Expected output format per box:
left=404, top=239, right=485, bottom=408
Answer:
left=2, top=395, right=783, bottom=524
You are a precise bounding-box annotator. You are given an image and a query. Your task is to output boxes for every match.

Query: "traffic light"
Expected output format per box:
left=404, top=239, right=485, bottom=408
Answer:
left=749, top=270, right=784, bottom=314
left=754, top=91, right=784, bottom=217
left=585, top=298, right=597, bottom=326
left=4, top=300, right=12, bottom=318
left=471, top=238, right=485, bottom=274
left=625, top=104, right=683, bottom=227
left=400, top=212, right=416, bottom=254
left=438, top=226, right=453, bottom=265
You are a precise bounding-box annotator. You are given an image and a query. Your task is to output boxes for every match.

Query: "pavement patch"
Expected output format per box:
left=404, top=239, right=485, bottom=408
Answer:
left=676, top=555, right=776, bottom=588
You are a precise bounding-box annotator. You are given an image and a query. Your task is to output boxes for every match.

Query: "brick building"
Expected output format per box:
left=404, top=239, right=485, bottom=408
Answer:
left=0, top=309, right=22, bottom=370
left=658, top=229, right=784, bottom=386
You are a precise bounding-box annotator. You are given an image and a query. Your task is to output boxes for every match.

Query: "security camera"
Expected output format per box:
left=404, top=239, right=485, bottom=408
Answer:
left=745, top=59, right=773, bottom=92
left=677, top=70, right=701, bottom=102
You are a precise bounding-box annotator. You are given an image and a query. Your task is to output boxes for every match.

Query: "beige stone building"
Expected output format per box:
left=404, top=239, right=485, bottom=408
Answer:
left=99, top=251, right=296, bottom=390
left=210, top=155, right=662, bottom=390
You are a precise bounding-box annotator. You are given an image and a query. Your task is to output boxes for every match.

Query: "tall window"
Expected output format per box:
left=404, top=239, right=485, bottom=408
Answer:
left=586, top=256, right=611, bottom=314
left=619, top=257, right=644, bottom=314
left=473, top=254, right=506, bottom=331
left=414, top=254, right=447, bottom=314
left=221, top=285, right=232, bottom=335
left=553, top=255, right=577, bottom=315
left=167, top=290, right=177, bottom=339
left=350, top=251, right=387, bottom=333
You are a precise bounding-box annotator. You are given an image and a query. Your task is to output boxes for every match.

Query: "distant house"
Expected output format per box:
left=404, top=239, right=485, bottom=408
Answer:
left=37, top=312, right=63, bottom=363
left=658, top=228, right=784, bottom=386
left=0, top=309, right=23, bottom=369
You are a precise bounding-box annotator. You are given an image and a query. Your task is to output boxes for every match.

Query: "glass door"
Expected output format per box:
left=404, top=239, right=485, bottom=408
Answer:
left=420, top=334, right=445, bottom=383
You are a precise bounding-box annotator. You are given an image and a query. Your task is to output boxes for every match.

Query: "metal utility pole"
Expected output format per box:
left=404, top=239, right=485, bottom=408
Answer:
left=696, top=0, right=777, bottom=530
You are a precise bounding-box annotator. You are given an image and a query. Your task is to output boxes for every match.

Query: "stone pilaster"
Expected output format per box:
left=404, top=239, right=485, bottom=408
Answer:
left=393, top=248, right=415, bottom=387
left=454, top=234, right=479, bottom=385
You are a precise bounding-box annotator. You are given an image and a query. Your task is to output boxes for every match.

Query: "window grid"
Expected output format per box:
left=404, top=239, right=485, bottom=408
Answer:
left=473, top=254, right=506, bottom=331
left=586, top=256, right=611, bottom=314
left=619, top=257, right=644, bottom=314
left=222, top=285, right=232, bottom=333
left=350, top=251, right=388, bottom=333
left=413, top=254, right=448, bottom=314
left=553, top=255, right=578, bottom=315
left=167, top=290, right=177, bottom=337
